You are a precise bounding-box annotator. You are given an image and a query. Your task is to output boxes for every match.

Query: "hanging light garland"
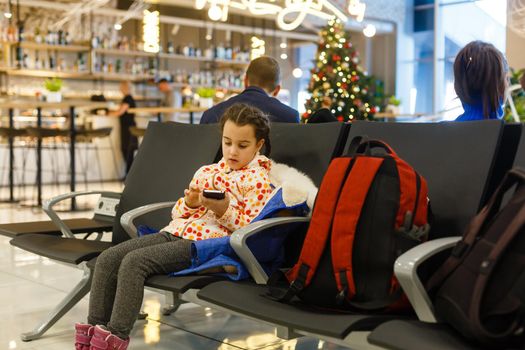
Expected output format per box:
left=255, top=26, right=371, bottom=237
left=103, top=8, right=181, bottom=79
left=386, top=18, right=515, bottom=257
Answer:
left=194, top=0, right=366, bottom=31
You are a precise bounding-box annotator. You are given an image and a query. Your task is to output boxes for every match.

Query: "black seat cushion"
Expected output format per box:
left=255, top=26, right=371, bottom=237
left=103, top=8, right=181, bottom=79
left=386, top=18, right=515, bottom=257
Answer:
left=0, top=218, right=112, bottom=238
left=10, top=234, right=114, bottom=264
left=368, top=320, right=477, bottom=350
left=197, top=281, right=401, bottom=339
left=145, top=275, right=224, bottom=294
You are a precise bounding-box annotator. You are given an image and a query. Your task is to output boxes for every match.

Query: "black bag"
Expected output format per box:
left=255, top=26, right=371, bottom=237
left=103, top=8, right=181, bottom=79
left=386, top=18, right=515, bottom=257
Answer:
left=428, top=168, right=525, bottom=347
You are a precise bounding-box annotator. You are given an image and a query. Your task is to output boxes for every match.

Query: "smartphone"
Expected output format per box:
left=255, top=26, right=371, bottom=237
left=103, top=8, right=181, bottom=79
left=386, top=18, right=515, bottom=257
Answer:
left=202, top=189, right=226, bottom=200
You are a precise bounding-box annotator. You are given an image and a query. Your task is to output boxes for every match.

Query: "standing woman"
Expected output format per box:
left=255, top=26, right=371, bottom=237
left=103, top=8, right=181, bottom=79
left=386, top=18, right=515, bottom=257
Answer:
left=454, top=41, right=508, bottom=121
left=109, top=81, right=137, bottom=175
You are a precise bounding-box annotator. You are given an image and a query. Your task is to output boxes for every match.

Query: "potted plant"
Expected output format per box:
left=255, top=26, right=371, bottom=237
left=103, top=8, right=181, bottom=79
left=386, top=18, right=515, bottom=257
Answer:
left=197, top=87, right=215, bottom=108
left=385, top=95, right=401, bottom=115
left=44, top=77, right=63, bottom=103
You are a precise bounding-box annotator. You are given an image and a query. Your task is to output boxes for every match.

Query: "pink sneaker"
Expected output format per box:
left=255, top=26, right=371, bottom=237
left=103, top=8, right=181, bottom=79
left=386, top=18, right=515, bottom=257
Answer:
left=74, top=323, right=94, bottom=350
left=89, top=325, right=130, bottom=350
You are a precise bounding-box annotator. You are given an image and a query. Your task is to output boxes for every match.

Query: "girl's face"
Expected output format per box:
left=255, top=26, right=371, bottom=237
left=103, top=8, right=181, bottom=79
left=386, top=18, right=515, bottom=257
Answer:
left=222, top=120, right=264, bottom=170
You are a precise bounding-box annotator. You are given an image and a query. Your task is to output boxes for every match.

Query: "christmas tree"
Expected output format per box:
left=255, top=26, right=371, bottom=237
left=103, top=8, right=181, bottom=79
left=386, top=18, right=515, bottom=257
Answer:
left=302, top=18, right=377, bottom=122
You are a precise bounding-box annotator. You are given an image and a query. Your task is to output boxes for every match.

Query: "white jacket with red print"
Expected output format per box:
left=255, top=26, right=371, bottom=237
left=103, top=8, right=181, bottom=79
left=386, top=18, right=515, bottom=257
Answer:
left=161, top=155, right=272, bottom=240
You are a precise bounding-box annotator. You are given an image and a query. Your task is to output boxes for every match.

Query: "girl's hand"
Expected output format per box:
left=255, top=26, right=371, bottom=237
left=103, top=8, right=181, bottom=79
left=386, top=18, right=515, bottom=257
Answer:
left=200, top=192, right=230, bottom=218
left=184, top=186, right=201, bottom=208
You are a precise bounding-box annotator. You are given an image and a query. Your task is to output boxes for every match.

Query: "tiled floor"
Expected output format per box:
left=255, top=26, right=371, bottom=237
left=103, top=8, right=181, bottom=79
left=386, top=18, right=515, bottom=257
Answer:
left=0, top=183, right=352, bottom=350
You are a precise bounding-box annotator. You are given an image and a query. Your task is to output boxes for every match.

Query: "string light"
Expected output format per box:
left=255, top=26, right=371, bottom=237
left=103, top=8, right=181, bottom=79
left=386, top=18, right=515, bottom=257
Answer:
left=195, top=0, right=352, bottom=31
left=143, top=9, right=160, bottom=53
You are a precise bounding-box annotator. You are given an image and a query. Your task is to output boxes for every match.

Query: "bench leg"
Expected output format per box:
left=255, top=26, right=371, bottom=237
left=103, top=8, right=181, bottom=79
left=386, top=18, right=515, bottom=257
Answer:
left=21, top=267, right=92, bottom=341
left=162, top=291, right=186, bottom=316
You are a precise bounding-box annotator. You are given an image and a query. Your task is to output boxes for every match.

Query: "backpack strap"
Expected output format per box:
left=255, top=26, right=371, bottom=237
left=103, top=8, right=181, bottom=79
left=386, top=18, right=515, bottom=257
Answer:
left=427, top=168, right=525, bottom=293
left=331, top=157, right=384, bottom=300
left=469, top=202, right=525, bottom=340
left=283, top=157, right=354, bottom=300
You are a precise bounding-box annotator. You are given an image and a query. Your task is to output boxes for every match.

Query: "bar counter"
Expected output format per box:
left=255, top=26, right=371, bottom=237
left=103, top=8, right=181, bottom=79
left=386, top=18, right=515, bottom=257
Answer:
left=0, top=100, right=110, bottom=209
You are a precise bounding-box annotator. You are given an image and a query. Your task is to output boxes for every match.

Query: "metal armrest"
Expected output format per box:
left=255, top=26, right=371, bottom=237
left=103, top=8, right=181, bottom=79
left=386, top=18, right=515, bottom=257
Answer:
left=43, top=191, right=121, bottom=238
left=120, top=202, right=176, bottom=238
left=394, top=236, right=461, bottom=323
left=230, top=217, right=311, bottom=284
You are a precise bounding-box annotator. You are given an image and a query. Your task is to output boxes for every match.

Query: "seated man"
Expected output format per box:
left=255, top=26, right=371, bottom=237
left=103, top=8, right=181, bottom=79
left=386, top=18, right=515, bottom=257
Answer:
left=200, top=56, right=300, bottom=124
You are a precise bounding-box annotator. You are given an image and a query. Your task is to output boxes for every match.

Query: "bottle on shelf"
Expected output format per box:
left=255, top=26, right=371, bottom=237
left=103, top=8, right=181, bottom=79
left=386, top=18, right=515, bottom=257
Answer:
left=34, top=51, right=41, bottom=69
left=34, top=27, right=42, bottom=43
left=22, top=53, right=28, bottom=68
left=216, top=43, right=225, bottom=59
left=130, top=36, right=137, bottom=51
left=205, top=45, right=214, bottom=60
left=92, top=35, right=100, bottom=49
left=77, top=53, right=86, bottom=71
left=225, top=43, right=232, bottom=60
left=116, top=58, right=122, bottom=73
left=167, top=41, right=174, bottom=54
left=7, top=23, right=17, bottom=42
left=57, top=30, right=64, bottom=45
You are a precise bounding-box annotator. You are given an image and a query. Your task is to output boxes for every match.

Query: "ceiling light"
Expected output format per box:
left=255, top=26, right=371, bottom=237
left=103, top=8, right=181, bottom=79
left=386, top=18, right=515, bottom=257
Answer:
left=114, top=23, right=122, bottom=30
left=363, top=24, right=376, bottom=38
left=4, top=12, right=11, bottom=18
left=292, top=68, right=303, bottom=78
left=280, top=42, right=287, bottom=49
left=208, top=4, right=222, bottom=21
left=280, top=53, right=288, bottom=60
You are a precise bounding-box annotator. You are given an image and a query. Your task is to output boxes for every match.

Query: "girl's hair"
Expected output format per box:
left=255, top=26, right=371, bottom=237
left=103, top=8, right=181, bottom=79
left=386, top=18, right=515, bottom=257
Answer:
left=454, top=41, right=508, bottom=118
left=219, top=103, right=271, bottom=156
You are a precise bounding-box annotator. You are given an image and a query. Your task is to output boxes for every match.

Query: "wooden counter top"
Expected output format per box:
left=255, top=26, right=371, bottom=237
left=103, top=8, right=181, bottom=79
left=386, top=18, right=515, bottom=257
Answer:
left=0, top=100, right=110, bottom=109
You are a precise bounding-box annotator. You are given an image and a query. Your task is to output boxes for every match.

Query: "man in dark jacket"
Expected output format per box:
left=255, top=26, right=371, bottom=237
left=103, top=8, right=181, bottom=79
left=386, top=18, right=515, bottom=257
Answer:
left=200, top=56, right=299, bottom=124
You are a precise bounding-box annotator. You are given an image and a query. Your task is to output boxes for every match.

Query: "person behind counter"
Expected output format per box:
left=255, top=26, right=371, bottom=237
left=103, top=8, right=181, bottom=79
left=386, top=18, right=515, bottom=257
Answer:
left=108, top=81, right=137, bottom=176
left=157, top=78, right=178, bottom=121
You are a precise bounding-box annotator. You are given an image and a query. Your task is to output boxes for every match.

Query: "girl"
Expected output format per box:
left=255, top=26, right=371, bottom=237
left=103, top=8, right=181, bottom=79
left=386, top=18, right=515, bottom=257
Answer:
left=75, top=103, right=273, bottom=350
left=454, top=41, right=508, bottom=121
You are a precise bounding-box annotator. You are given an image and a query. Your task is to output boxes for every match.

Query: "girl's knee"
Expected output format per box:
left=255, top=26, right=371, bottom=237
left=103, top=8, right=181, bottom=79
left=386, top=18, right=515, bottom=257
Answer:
left=96, top=247, right=121, bottom=269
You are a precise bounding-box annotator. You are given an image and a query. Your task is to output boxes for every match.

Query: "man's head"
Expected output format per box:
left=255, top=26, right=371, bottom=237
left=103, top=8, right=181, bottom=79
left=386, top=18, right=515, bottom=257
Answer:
left=158, top=78, right=171, bottom=93
left=244, top=56, right=281, bottom=97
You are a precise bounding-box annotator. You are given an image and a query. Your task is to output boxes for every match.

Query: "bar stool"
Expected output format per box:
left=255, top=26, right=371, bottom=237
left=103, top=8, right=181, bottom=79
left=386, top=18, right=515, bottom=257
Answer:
left=76, top=127, right=119, bottom=188
left=25, top=127, right=69, bottom=204
left=129, top=126, right=146, bottom=138
left=0, top=127, right=30, bottom=201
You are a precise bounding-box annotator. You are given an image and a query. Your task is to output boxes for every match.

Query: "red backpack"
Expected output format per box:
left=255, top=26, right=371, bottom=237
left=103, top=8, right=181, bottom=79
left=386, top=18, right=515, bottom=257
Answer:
left=270, top=138, right=430, bottom=311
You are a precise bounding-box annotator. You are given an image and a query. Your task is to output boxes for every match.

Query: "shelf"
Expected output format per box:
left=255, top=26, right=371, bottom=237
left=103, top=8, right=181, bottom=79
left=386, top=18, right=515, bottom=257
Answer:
left=157, top=52, right=249, bottom=68
left=170, top=82, right=243, bottom=94
left=6, top=69, right=91, bottom=79
left=93, top=48, right=157, bottom=58
left=2, top=90, right=161, bottom=101
left=19, top=42, right=91, bottom=52
left=157, top=53, right=209, bottom=62
left=91, top=72, right=155, bottom=81
left=213, top=58, right=249, bottom=68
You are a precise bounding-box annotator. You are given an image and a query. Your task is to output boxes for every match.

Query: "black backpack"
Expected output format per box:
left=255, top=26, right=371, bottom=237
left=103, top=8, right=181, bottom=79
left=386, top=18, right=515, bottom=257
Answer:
left=427, top=168, right=525, bottom=347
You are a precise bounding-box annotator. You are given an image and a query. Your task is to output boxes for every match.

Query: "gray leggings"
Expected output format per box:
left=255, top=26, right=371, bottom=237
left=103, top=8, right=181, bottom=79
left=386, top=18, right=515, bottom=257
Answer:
left=88, top=232, right=192, bottom=339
